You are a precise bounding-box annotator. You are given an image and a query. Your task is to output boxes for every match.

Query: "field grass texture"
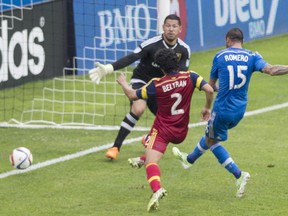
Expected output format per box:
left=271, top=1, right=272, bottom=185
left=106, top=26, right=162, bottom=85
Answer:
left=0, top=34, right=288, bottom=215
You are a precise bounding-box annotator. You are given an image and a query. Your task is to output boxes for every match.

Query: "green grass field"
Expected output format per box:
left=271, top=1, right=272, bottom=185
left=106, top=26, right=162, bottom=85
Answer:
left=1, top=34, right=288, bottom=216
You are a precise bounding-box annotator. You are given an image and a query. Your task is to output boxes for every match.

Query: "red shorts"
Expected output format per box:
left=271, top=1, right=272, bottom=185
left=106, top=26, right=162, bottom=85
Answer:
left=145, top=127, right=188, bottom=153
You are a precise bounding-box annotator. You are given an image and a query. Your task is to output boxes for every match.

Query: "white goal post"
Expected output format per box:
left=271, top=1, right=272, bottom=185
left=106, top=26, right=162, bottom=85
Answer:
left=0, top=0, right=171, bottom=130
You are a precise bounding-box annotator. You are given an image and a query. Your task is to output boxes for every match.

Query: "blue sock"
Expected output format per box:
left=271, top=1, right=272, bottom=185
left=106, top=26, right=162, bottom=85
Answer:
left=187, top=135, right=208, bottom=164
left=210, top=143, right=241, bottom=179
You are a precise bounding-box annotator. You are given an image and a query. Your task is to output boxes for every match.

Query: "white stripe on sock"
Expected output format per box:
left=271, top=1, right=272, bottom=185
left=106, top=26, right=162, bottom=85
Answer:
left=121, top=122, right=134, bottom=131
left=222, top=157, right=234, bottom=167
left=126, top=113, right=138, bottom=124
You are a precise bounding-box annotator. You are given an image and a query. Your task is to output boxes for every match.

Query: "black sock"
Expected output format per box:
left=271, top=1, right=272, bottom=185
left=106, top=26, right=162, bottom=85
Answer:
left=113, top=112, right=139, bottom=150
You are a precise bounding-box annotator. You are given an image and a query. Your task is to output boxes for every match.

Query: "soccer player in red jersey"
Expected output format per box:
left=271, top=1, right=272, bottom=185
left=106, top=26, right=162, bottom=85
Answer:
left=117, top=48, right=214, bottom=212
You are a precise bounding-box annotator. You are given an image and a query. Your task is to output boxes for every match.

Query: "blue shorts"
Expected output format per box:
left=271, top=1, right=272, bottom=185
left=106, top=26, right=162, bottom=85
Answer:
left=205, top=110, right=245, bottom=142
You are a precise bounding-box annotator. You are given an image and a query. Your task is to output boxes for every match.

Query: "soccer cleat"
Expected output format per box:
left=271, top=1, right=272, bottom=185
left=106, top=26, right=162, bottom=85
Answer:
left=172, top=147, right=192, bottom=169
left=105, top=147, right=119, bottom=160
left=147, top=188, right=167, bottom=212
left=236, top=171, right=251, bottom=198
left=128, top=157, right=144, bottom=169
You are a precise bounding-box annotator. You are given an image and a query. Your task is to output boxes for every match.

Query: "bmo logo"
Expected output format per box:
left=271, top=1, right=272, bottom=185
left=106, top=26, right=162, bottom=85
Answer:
left=0, top=19, right=45, bottom=83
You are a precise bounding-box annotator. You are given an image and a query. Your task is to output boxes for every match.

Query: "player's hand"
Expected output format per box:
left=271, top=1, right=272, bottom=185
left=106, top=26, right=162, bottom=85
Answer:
left=200, top=108, right=211, bottom=121
left=116, top=73, right=128, bottom=87
left=89, top=62, right=114, bottom=84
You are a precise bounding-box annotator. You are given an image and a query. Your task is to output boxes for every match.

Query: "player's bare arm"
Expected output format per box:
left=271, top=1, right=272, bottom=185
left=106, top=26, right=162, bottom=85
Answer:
left=200, top=83, right=214, bottom=121
left=262, top=64, right=288, bottom=76
left=117, top=73, right=138, bottom=100
left=209, top=79, right=219, bottom=92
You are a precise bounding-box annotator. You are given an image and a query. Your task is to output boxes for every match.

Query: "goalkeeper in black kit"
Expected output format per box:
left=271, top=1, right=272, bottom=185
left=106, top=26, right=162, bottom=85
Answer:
left=89, top=14, right=191, bottom=160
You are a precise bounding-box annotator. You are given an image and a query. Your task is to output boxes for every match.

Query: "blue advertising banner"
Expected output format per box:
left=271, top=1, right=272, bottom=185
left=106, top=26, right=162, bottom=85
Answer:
left=72, top=0, right=158, bottom=74
left=181, top=0, right=288, bottom=51
left=72, top=0, right=288, bottom=74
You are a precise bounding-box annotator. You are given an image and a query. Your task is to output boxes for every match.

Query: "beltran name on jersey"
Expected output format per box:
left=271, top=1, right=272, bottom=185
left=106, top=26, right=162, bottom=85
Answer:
left=161, top=79, right=187, bottom=92
left=137, top=71, right=204, bottom=100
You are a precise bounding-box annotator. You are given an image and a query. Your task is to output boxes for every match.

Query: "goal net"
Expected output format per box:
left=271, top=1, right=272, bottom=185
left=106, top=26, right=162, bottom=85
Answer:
left=0, top=0, right=170, bottom=130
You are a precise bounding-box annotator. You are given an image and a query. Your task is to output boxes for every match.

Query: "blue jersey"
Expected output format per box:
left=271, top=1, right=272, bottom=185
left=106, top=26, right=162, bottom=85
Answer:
left=211, top=47, right=268, bottom=112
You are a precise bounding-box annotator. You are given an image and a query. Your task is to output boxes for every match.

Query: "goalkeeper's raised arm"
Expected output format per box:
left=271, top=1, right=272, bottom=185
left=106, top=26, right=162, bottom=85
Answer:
left=89, top=52, right=142, bottom=84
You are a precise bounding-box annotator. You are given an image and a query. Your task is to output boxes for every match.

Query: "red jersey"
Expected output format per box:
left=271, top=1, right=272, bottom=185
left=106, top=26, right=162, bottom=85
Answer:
left=136, top=71, right=206, bottom=152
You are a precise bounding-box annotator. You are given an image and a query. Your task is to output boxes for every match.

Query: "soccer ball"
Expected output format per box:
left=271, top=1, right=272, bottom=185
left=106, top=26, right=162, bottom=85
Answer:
left=9, top=147, right=33, bottom=169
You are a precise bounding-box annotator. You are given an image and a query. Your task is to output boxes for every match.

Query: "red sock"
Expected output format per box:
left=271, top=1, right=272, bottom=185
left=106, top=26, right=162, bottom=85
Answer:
left=140, top=155, right=146, bottom=161
left=146, top=163, right=161, bottom=192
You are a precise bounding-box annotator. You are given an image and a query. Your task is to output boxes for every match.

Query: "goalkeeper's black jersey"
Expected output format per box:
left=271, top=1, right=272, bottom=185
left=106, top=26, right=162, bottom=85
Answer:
left=112, top=34, right=191, bottom=84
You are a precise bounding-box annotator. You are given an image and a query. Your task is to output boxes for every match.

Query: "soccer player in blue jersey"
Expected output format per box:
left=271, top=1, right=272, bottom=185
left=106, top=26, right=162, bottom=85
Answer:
left=172, top=27, right=288, bottom=198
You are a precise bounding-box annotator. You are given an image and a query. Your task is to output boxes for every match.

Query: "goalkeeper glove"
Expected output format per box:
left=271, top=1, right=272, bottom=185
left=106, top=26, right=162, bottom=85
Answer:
left=89, top=62, right=114, bottom=84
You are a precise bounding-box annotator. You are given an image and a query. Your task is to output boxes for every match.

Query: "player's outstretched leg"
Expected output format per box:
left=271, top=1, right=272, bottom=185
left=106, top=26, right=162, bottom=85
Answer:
left=172, top=147, right=192, bottom=169
left=147, top=188, right=167, bottom=212
left=236, top=171, right=250, bottom=198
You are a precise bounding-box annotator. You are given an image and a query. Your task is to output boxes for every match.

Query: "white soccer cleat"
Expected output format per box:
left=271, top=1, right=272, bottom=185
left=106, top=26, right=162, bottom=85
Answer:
left=128, top=157, right=144, bottom=169
left=147, top=188, right=167, bottom=212
left=236, top=171, right=251, bottom=198
left=172, top=147, right=192, bottom=169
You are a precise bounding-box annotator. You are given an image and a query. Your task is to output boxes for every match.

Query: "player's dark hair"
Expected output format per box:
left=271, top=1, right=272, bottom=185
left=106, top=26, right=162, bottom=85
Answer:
left=226, top=28, right=244, bottom=43
left=164, top=14, right=181, bottom=26
left=154, top=48, right=179, bottom=73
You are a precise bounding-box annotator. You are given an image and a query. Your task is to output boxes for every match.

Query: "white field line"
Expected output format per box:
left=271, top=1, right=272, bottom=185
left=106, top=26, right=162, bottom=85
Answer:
left=0, top=137, right=142, bottom=179
left=1, top=102, right=288, bottom=179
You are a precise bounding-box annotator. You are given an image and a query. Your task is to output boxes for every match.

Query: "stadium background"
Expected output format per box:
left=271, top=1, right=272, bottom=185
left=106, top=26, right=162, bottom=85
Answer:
left=1, top=0, right=288, bottom=128
left=2, top=0, right=288, bottom=87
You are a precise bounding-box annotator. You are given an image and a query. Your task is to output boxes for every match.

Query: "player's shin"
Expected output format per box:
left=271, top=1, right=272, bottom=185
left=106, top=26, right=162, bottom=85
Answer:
left=210, top=143, right=241, bottom=178
left=113, top=112, right=139, bottom=150
left=146, top=163, right=161, bottom=192
left=187, top=135, right=208, bottom=163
